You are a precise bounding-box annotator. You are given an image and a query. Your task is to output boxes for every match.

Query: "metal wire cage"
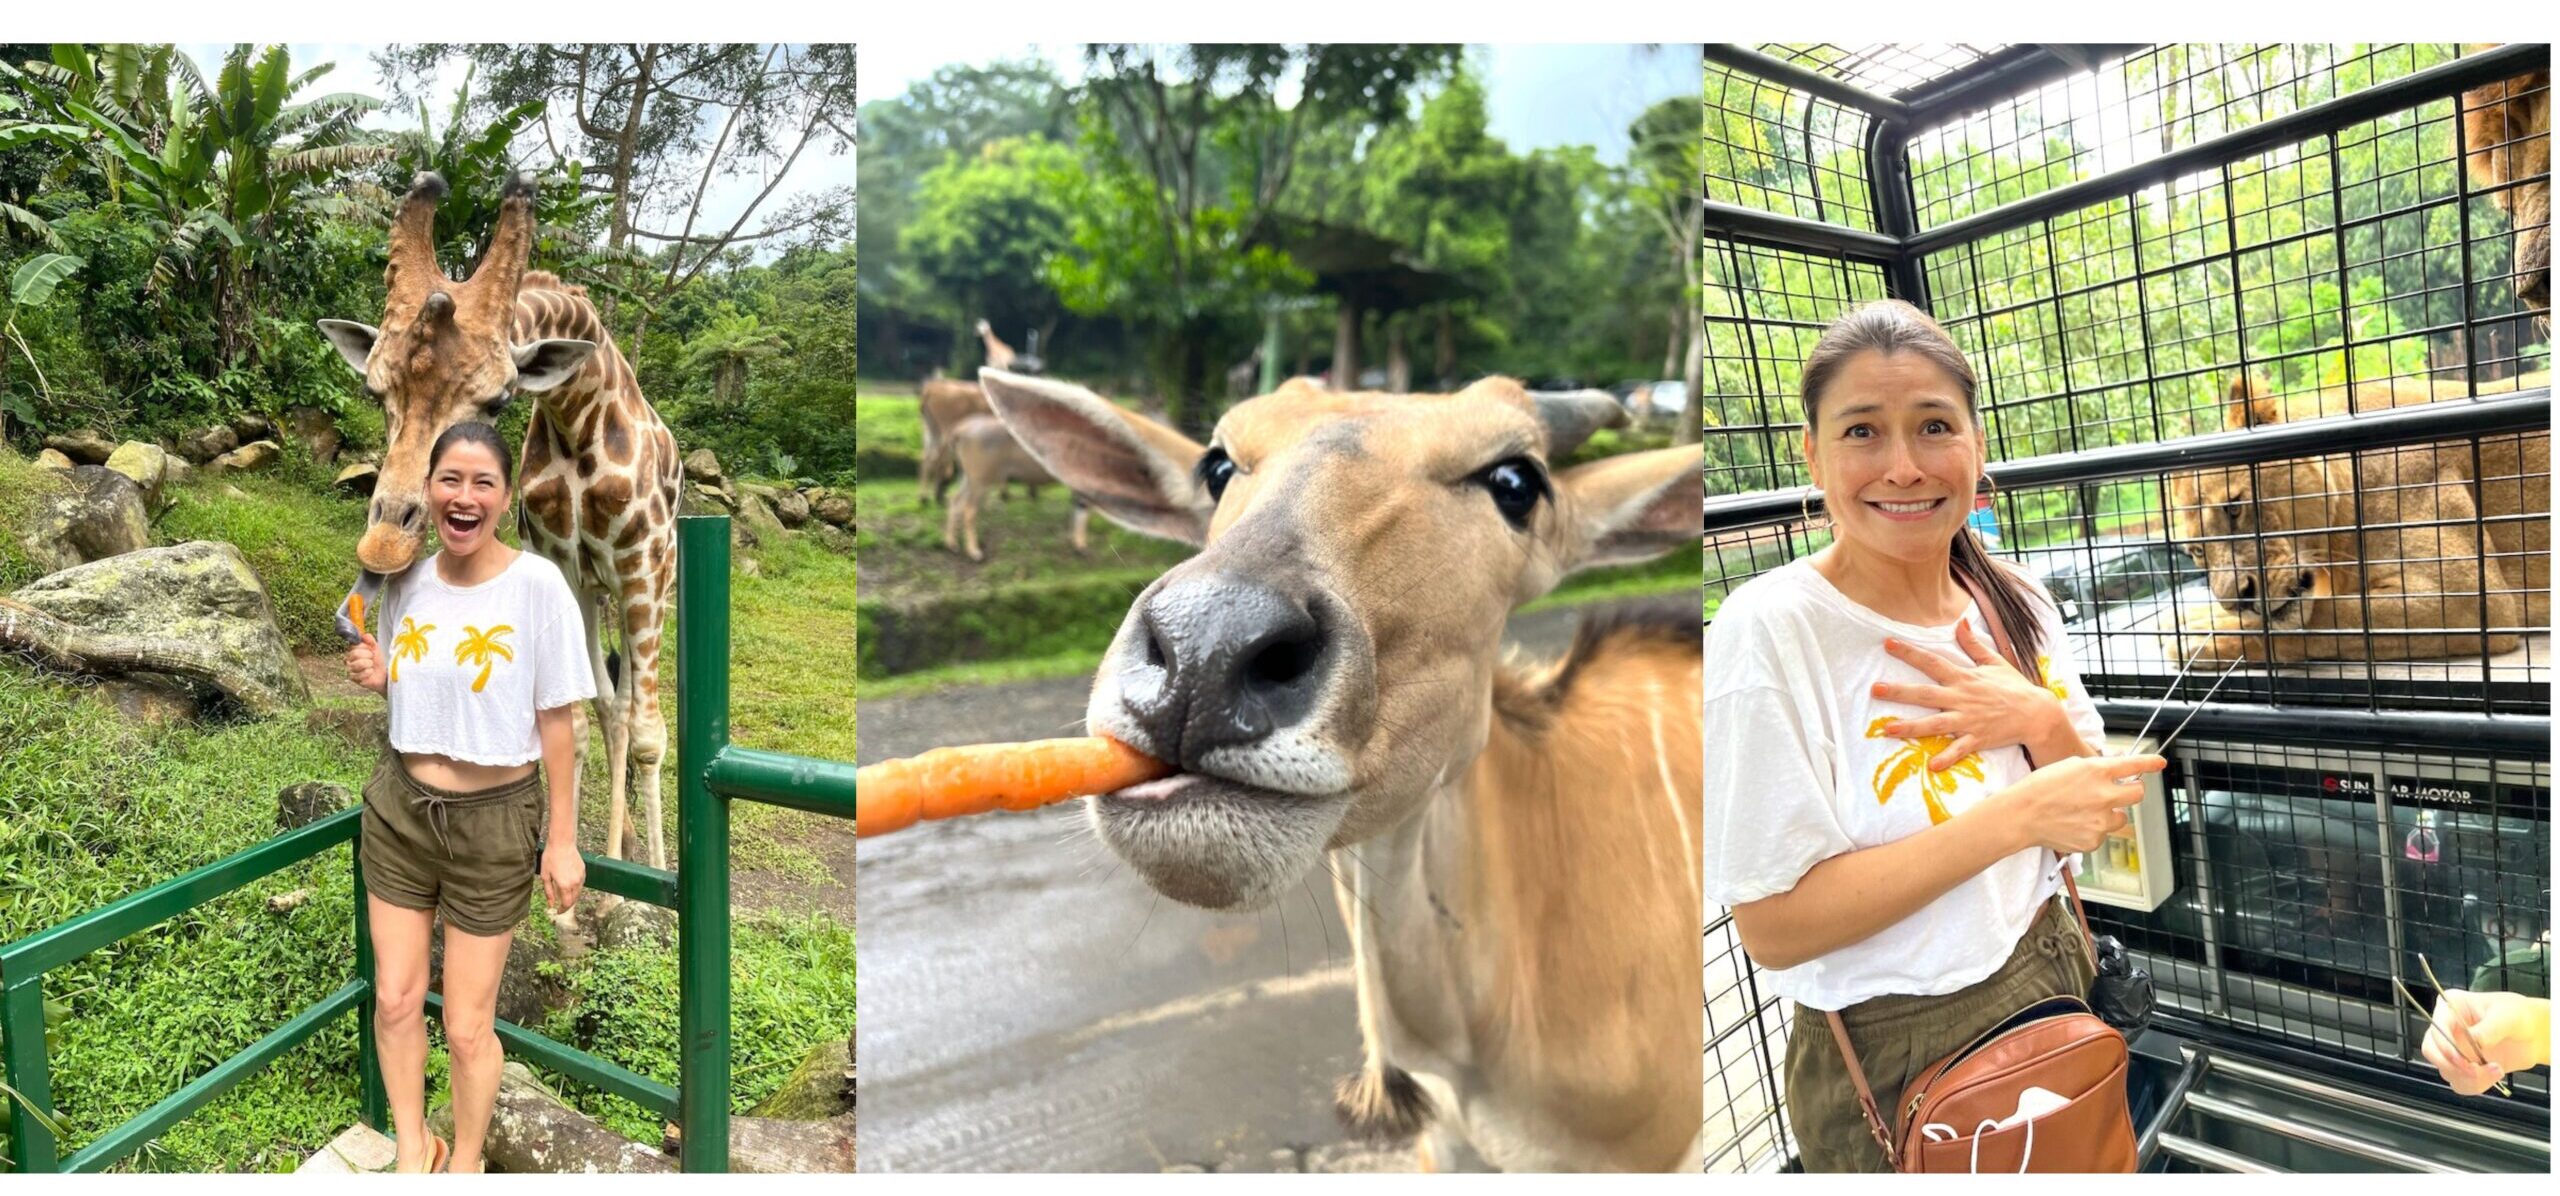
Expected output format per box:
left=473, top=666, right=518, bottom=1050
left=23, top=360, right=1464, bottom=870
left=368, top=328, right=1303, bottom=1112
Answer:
left=1702, top=42, right=2551, bottom=1173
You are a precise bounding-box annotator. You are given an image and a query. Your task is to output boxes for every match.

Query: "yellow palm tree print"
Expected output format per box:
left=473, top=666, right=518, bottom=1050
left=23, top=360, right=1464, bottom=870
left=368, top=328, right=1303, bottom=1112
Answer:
left=454, top=625, right=516, bottom=693
left=2034, top=655, right=2069, bottom=702
left=390, top=617, right=435, bottom=683
left=1865, top=716, right=1985, bottom=825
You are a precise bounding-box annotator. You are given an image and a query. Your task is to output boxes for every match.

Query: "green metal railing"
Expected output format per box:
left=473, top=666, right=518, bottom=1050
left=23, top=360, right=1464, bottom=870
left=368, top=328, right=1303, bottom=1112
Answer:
left=1, top=514, right=856, bottom=1173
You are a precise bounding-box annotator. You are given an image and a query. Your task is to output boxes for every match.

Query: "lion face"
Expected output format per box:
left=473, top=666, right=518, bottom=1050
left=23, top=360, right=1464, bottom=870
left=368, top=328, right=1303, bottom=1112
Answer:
left=2167, top=462, right=2337, bottom=630
left=2462, top=66, right=2550, bottom=318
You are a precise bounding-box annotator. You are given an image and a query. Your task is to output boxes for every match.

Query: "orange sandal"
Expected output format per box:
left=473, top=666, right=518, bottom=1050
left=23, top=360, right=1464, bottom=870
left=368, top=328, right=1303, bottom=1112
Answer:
left=422, top=1134, right=450, bottom=1174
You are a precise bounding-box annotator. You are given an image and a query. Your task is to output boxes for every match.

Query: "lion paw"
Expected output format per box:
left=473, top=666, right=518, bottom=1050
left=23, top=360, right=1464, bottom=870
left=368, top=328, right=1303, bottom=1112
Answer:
left=2168, top=605, right=2263, bottom=662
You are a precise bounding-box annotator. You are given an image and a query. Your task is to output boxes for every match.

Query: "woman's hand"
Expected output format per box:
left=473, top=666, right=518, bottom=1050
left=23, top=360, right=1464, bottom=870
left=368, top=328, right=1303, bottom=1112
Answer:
left=1872, top=620, right=2077, bottom=770
left=2426, top=989, right=2550, bottom=1096
left=541, top=839, right=585, bottom=914
left=345, top=631, right=387, bottom=695
left=1990, top=753, right=2165, bottom=854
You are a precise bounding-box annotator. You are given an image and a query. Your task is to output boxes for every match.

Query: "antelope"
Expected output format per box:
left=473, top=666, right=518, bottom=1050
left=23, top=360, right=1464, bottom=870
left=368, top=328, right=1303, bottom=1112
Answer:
left=941, top=414, right=1091, bottom=562
left=916, top=376, right=994, bottom=504
left=979, top=368, right=1705, bottom=1172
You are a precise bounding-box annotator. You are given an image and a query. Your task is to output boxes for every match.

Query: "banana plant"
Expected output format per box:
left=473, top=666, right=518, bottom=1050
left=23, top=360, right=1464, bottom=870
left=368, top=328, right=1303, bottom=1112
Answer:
left=7, top=44, right=395, bottom=366
left=2, top=252, right=82, bottom=426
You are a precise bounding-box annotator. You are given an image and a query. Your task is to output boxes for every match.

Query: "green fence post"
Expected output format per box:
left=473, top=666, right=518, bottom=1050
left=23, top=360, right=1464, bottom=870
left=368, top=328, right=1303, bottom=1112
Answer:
left=675, top=515, right=733, bottom=1173
left=352, top=849, right=387, bottom=1132
left=2, top=976, right=60, bottom=1173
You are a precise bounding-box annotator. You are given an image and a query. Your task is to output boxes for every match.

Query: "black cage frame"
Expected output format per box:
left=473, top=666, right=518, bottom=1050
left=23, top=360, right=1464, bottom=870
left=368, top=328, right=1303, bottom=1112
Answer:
left=1701, top=42, right=2552, bottom=1173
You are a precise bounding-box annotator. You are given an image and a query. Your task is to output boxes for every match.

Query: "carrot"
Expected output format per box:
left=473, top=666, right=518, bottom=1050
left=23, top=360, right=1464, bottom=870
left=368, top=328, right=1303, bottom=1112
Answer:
left=856, top=736, right=1172, bottom=837
left=347, top=592, right=366, bottom=631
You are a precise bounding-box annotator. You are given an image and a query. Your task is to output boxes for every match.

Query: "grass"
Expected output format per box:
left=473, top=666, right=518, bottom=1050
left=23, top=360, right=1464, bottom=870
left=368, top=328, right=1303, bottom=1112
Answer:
left=156, top=472, right=372, bottom=655
left=536, top=913, right=857, bottom=1143
left=0, top=462, right=857, bottom=1172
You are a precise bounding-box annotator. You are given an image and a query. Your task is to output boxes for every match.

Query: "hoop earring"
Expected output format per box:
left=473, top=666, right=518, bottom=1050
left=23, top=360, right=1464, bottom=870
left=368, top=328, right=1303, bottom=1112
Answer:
left=1979, top=473, right=1999, bottom=503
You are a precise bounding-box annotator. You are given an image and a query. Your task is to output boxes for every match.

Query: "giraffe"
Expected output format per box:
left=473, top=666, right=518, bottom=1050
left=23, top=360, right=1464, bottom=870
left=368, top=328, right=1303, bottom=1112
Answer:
left=319, top=172, right=683, bottom=873
left=974, top=317, right=1018, bottom=370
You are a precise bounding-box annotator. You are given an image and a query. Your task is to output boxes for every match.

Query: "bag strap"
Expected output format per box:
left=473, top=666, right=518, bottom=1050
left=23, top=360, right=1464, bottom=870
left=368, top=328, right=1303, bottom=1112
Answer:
left=1825, top=1009, right=1903, bottom=1167
left=1949, top=565, right=2102, bottom=959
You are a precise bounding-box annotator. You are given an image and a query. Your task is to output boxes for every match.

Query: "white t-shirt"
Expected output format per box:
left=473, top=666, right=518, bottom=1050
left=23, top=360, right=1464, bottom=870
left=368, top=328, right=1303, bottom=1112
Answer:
left=378, top=550, right=596, bottom=767
left=1702, top=556, right=2105, bottom=1011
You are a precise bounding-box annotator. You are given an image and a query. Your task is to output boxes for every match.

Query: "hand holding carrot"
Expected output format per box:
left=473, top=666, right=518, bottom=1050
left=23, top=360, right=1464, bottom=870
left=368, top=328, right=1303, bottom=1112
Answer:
left=856, top=736, right=1172, bottom=836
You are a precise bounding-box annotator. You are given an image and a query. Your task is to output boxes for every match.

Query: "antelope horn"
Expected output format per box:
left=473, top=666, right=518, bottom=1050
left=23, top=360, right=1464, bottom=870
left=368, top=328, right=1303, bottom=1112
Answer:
left=386, top=172, right=449, bottom=301
left=467, top=171, right=540, bottom=306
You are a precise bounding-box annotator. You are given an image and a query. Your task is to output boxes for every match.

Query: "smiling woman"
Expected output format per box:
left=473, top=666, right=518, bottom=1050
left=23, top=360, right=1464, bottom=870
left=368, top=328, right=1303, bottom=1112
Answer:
left=1701, top=300, right=2162, bottom=1173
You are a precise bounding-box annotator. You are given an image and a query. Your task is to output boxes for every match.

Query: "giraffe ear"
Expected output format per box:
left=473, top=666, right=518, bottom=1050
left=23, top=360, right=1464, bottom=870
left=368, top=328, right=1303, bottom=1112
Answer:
left=512, top=338, right=596, bottom=392
left=318, top=320, right=378, bottom=377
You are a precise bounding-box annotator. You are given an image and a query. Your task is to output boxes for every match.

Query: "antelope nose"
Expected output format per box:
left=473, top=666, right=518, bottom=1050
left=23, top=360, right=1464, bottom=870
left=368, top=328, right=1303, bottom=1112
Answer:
left=1119, top=576, right=1329, bottom=766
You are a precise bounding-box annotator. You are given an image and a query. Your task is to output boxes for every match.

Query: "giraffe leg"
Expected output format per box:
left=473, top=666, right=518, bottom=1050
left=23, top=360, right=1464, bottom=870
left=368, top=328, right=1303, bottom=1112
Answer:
left=585, top=591, right=631, bottom=866
left=625, top=573, right=672, bottom=872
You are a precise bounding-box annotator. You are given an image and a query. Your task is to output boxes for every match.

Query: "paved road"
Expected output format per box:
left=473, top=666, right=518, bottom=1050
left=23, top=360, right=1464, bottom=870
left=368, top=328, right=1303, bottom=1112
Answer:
left=854, top=598, right=1676, bottom=1172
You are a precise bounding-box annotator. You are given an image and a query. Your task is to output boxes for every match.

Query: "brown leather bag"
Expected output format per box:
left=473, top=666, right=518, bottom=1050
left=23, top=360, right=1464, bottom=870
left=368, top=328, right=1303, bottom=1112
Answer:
left=1819, top=567, right=2138, bottom=1172
left=1824, top=887, right=2136, bottom=1171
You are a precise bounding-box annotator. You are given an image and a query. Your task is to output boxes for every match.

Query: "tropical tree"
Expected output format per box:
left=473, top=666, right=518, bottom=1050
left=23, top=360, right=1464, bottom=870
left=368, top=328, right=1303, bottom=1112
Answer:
left=375, top=43, right=858, bottom=344
left=1052, top=44, right=1461, bottom=428
left=8, top=43, right=394, bottom=366
left=679, top=306, right=790, bottom=410
left=899, top=135, right=1077, bottom=369
left=1624, top=95, right=1704, bottom=442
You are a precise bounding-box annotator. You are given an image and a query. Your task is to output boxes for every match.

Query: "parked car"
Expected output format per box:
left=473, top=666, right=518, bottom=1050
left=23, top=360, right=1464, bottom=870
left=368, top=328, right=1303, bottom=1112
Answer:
left=2011, top=537, right=2207, bottom=628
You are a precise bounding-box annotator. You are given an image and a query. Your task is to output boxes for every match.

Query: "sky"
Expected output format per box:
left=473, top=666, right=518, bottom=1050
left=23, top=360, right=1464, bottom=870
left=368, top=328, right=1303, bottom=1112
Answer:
left=174, top=43, right=858, bottom=250
left=854, top=43, right=1703, bottom=167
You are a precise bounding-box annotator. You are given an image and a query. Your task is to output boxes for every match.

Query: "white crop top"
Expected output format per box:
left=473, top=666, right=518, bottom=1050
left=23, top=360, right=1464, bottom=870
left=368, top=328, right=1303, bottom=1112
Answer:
left=377, top=550, right=595, bottom=766
left=1702, top=557, right=2105, bottom=1011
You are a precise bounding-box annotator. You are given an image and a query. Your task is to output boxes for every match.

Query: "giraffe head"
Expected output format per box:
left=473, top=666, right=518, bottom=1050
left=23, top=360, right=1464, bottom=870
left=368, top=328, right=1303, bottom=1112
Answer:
left=318, top=172, right=598, bottom=575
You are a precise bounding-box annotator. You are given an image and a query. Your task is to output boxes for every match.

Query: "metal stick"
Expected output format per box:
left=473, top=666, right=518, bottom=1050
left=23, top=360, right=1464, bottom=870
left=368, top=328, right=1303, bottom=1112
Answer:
left=2149, top=653, right=2245, bottom=754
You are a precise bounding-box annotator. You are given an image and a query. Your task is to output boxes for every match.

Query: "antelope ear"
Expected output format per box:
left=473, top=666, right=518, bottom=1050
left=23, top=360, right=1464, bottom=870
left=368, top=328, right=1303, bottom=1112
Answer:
left=1528, top=388, right=1631, bottom=458
left=1555, top=445, right=1701, bottom=572
left=512, top=338, right=597, bottom=392
left=2224, top=374, right=2281, bottom=430
left=979, top=367, right=1213, bottom=546
left=317, top=320, right=379, bottom=377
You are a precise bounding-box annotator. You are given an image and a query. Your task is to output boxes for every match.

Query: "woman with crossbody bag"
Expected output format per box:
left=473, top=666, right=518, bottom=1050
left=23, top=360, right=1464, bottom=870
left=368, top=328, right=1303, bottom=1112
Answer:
left=1702, top=300, right=2163, bottom=1171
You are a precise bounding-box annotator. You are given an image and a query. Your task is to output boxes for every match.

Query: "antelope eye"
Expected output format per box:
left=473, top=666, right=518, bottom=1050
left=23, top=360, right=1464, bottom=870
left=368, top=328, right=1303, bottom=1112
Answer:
left=1196, top=448, right=1236, bottom=501
left=1474, top=456, right=1550, bottom=530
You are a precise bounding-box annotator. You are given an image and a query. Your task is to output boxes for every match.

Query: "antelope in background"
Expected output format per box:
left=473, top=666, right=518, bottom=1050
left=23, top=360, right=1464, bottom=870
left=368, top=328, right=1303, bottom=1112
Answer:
left=979, top=368, right=1704, bottom=1172
left=941, top=414, right=1091, bottom=562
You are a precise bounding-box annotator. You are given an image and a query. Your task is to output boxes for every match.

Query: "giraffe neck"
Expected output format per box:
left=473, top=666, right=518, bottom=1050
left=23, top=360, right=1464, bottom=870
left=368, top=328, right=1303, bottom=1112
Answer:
left=510, top=286, right=640, bottom=434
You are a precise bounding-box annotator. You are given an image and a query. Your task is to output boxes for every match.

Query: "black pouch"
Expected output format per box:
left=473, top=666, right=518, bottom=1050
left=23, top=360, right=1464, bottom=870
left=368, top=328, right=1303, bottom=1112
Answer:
left=2089, top=934, right=2156, bottom=1034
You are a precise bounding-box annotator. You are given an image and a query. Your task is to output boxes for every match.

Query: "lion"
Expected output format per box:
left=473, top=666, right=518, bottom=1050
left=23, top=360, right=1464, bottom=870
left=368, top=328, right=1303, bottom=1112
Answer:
left=2461, top=51, right=2549, bottom=321
left=2166, top=373, right=2550, bottom=662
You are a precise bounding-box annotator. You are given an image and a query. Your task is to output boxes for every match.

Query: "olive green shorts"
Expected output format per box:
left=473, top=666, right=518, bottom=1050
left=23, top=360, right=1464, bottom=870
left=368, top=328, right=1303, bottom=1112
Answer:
left=1783, top=896, right=2097, bottom=1173
left=359, top=751, right=547, bottom=938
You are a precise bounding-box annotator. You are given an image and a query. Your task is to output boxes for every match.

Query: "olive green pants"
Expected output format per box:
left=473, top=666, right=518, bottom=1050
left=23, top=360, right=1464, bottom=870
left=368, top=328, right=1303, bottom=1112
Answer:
left=1784, top=897, right=2096, bottom=1173
left=359, top=751, right=547, bottom=937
